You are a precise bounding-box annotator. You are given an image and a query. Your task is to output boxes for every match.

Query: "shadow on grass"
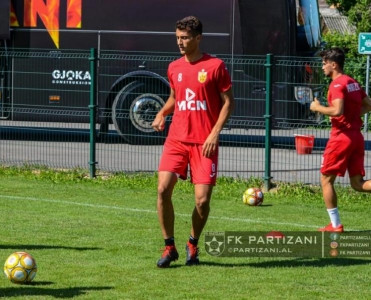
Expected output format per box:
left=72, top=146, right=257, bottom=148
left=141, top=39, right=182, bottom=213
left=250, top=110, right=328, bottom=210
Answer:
left=0, top=286, right=113, bottom=298
left=156, top=264, right=183, bottom=269
left=202, top=257, right=371, bottom=268
left=0, top=245, right=101, bottom=251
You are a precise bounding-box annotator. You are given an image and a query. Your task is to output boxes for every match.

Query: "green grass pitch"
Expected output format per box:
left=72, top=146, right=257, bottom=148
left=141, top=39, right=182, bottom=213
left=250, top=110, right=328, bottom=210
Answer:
left=0, top=167, right=370, bottom=299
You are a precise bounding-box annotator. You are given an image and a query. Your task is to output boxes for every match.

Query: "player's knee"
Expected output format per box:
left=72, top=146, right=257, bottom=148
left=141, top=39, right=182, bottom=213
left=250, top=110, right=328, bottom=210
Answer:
left=350, top=179, right=364, bottom=192
left=157, top=183, right=165, bottom=195
left=157, top=183, right=173, bottom=199
left=195, top=197, right=210, bottom=212
left=320, top=178, right=331, bottom=189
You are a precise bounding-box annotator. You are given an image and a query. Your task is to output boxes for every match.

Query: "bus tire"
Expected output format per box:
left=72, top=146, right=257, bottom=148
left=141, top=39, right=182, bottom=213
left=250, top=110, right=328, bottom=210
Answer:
left=111, top=79, right=169, bottom=145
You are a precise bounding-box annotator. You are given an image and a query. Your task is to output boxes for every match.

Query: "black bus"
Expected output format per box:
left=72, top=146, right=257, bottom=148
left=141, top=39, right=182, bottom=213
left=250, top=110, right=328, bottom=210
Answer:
left=0, top=0, right=322, bottom=144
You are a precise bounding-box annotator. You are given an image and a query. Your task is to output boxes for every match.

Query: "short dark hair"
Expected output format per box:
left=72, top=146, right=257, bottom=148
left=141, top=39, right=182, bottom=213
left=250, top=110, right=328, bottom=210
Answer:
left=175, top=16, right=202, bottom=36
left=319, top=47, right=345, bottom=70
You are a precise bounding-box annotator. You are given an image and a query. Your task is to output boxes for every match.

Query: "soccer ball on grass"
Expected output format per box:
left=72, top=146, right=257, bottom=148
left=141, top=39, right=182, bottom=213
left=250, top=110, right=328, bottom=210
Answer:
left=4, top=251, right=37, bottom=284
left=243, top=187, right=264, bottom=206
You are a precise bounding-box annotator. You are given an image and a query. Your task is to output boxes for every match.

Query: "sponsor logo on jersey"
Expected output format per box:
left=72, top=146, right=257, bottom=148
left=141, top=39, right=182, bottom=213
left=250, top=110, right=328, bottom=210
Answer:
left=347, top=82, right=361, bottom=93
left=198, top=69, right=207, bottom=83
left=177, top=88, right=207, bottom=111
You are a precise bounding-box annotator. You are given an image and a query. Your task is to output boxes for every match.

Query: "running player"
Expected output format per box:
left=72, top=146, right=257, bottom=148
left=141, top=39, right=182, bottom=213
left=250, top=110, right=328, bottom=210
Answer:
left=310, top=47, right=371, bottom=232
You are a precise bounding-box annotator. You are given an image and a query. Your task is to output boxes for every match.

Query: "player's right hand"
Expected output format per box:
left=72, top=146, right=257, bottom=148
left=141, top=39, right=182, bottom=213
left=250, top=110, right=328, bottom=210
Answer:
left=310, top=97, right=320, bottom=112
left=152, top=114, right=165, bottom=132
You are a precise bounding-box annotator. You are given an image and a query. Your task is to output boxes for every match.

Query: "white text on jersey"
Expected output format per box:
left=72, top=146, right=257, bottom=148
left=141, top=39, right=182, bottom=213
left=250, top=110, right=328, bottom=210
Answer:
left=177, top=88, right=207, bottom=111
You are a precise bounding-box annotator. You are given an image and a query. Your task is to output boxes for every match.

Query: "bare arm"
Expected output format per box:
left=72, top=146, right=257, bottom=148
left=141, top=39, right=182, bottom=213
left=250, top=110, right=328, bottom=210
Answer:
left=202, top=88, right=235, bottom=157
left=310, top=97, right=343, bottom=117
left=360, top=96, right=371, bottom=115
left=152, top=88, right=176, bottom=132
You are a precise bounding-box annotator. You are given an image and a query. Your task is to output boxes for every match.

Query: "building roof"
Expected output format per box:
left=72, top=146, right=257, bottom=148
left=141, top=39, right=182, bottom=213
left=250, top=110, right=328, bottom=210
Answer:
left=321, top=15, right=355, bottom=34
left=318, top=1, right=356, bottom=34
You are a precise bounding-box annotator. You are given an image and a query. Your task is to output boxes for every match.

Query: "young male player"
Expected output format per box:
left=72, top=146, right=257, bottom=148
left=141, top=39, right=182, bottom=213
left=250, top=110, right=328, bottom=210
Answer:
left=310, top=47, right=371, bottom=232
left=152, top=16, right=234, bottom=267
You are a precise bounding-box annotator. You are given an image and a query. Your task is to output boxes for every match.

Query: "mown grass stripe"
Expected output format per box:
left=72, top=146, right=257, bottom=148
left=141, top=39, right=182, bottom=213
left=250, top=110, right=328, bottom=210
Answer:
left=0, top=194, right=322, bottom=229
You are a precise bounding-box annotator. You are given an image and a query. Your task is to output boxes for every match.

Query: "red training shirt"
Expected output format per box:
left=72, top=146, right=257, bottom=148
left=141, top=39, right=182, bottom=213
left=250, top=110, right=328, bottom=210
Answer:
left=328, top=74, right=367, bottom=135
left=167, top=53, right=232, bottom=144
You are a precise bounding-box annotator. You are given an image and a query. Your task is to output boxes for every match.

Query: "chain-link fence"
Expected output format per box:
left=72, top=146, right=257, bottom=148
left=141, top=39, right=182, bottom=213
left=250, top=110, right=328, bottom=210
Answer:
left=0, top=49, right=370, bottom=186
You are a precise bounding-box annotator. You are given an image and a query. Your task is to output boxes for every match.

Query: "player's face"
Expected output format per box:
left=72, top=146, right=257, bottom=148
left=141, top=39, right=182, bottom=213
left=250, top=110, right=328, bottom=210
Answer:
left=322, top=59, right=334, bottom=77
left=175, top=29, right=200, bottom=56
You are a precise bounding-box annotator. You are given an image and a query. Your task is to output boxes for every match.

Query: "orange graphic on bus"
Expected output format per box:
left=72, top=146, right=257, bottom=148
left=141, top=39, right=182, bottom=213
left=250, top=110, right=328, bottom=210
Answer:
left=10, top=2, right=19, bottom=27
left=10, top=0, right=82, bottom=48
left=67, top=0, right=81, bottom=28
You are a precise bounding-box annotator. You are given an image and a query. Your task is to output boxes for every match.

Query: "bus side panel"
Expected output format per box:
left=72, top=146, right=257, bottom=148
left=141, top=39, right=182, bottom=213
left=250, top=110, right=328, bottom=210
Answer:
left=11, top=31, right=99, bottom=50
left=11, top=0, right=235, bottom=54
left=81, top=0, right=232, bottom=32
left=98, top=33, right=232, bottom=53
left=11, top=53, right=90, bottom=122
left=8, top=0, right=235, bottom=123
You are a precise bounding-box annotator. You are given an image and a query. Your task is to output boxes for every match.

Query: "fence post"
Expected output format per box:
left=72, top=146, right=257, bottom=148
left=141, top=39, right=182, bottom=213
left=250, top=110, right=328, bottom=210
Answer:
left=264, top=54, right=273, bottom=191
left=89, top=48, right=98, bottom=178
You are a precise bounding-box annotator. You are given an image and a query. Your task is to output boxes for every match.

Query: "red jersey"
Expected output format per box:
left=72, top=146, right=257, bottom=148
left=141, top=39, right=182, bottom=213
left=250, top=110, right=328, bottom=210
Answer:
left=328, top=74, right=367, bottom=135
left=167, top=53, right=232, bottom=144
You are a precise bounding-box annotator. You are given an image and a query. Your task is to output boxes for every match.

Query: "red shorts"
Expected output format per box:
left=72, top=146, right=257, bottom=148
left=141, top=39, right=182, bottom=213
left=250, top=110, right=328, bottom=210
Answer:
left=158, top=138, right=218, bottom=185
left=321, top=131, right=365, bottom=177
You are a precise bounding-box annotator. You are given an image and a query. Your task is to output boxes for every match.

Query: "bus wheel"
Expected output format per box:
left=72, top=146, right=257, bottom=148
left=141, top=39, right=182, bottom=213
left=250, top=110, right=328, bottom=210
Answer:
left=112, top=80, right=168, bottom=145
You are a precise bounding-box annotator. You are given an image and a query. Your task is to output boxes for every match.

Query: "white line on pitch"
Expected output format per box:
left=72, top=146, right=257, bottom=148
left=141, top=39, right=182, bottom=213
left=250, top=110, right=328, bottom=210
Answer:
left=0, top=194, right=340, bottom=230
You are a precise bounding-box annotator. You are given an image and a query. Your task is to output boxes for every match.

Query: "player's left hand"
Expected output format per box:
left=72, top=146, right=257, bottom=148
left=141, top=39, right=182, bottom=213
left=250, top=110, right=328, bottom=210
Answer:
left=202, top=134, right=219, bottom=157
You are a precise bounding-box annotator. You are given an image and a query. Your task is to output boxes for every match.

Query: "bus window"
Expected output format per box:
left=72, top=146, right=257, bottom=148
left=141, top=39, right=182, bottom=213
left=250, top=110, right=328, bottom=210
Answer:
left=238, top=0, right=294, bottom=55
left=0, top=1, right=10, bottom=39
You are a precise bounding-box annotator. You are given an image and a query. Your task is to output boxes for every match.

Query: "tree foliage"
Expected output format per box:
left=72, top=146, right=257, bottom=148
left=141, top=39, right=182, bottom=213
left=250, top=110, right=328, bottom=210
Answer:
left=325, top=0, right=371, bottom=32
left=322, top=33, right=366, bottom=84
left=322, top=0, right=371, bottom=86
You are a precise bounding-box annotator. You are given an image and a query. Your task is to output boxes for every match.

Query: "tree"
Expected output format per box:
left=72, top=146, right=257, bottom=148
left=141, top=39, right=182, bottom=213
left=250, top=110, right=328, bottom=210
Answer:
left=321, top=1, right=371, bottom=131
left=322, top=0, right=371, bottom=86
left=325, top=0, right=371, bottom=33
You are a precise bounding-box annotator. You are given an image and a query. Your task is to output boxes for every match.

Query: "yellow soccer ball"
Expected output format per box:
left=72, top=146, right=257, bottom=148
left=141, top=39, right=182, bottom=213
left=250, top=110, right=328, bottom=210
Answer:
left=4, top=252, right=37, bottom=284
left=243, top=187, right=264, bottom=206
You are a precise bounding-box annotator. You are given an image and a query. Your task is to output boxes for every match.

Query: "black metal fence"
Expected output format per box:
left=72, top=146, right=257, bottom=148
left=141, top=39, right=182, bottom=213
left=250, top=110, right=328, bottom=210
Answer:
left=0, top=49, right=370, bottom=186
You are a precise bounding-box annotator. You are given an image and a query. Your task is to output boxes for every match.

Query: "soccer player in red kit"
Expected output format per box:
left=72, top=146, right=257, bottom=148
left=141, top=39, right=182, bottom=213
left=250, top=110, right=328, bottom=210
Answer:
left=152, top=16, right=234, bottom=267
left=310, top=47, right=371, bottom=232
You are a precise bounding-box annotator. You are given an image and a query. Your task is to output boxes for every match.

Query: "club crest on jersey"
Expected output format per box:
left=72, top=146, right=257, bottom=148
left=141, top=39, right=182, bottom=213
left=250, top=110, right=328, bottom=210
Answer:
left=198, top=69, right=207, bottom=83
